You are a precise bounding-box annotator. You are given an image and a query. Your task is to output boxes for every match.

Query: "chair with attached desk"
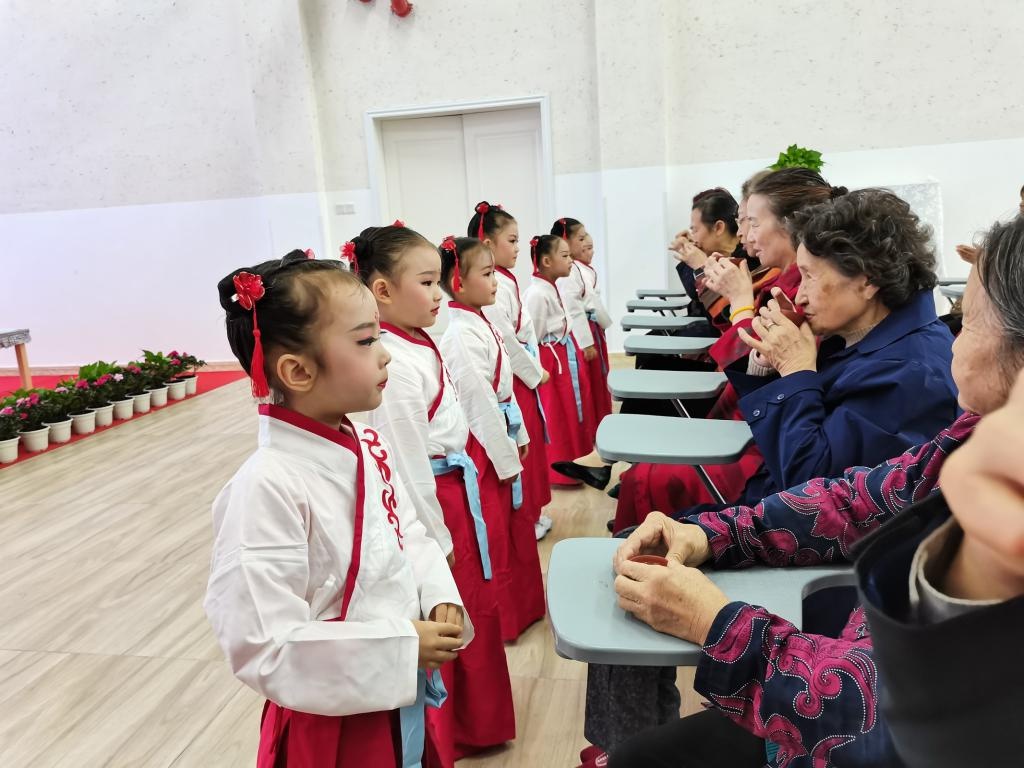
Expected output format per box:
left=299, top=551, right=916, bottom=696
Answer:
left=635, top=287, right=689, bottom=300
left=623, top=334, right=716, bottom=357
left=625, top=298, right=690, bottom=315
left=621, top=315, right=707, bottom=334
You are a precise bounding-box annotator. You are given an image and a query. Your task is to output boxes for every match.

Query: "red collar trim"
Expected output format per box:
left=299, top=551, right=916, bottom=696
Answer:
left=533, top=271, right=559, bottom=288
left=259, top=404, right=358, bottom=454
left=447, top=300, right=482, bottom=316
left=380, top=321, right=434, bottom=349
left=495, top=265, right=519, bottom=285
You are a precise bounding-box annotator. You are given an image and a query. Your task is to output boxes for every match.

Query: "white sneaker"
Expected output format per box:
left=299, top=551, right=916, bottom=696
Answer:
left=535, top=514, right=553, bottom=540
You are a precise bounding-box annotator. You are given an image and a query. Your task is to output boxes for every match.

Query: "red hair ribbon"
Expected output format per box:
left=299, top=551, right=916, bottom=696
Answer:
left=529, top=236, right=540, bottom=267
left=231, top=271, right=271, bottom=399
left=393, top=219, right=405, bottom=228
left=441, top=235, right=461, bottom=292
left=475, top=202, right=490, bottom=240
left=559, top=218, right=568, bottom=239
left=304, top=248, right=316, bottom=260
left=341, top=241, right=357, bottom=272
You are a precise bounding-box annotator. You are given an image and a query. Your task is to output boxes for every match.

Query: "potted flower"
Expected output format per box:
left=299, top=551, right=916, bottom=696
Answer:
left=39, top=387, right=74, bottom=444
left=103, top=369, right=136, bottom=420
left=0, top=405, right=21, bottom=463
left=123, top=363, right=151, bottom=414
left=59, top=377, right=98, bottom=435
left=173, top=351, right=206, bottom=396
left=13, top=391, right=51, bottom=452
left=78, top=361, right=120, bottom=425
left=140, top=350, right=173, bottom=407
left=166, top=352, right=188, bottom=400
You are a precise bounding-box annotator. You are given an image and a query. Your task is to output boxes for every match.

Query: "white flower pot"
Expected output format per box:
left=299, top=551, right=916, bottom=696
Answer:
left=167, top=379, right=188, bottom=401
left=70, top=411, right=97, bottom=435
left=132, top=392, right=152, bottom=414
left=0, top=436, right=19, bottom=463
left=183, top=374, right=198, bottom=396
left=19, top=426, right=49, bottom=453
left=44, top=419, right=73, bottom=444
left=111, top=399, right=134, bottom=421
left=90, top=403, right=115, bottom=427
left=148, top=386, right=169, bottom=408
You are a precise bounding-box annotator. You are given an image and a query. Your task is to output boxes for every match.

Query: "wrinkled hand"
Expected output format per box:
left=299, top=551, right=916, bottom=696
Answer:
left=955, top=244, right=979, bottom=264
left=613, top=511, right=712, bottom=573
left=413, top=620, right=463, bottom=669
left=941, top=370, right=1024, bottom=601
left=738, top=289, right=817, bottom=376
left=669, top=231, right=709, bottom=269
left=703, top=255, right=754, bottom=309
left=614, top=559, right=730, bottom=645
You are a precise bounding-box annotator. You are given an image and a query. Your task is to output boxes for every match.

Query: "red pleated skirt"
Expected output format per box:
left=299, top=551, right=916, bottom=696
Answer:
left=537, top=342, right=595, bottom=485
left=425, top=468, right=515, bottom=763
left=513, top=374, right=552, bottom=516
left=468, top=436, right=546, bottom=642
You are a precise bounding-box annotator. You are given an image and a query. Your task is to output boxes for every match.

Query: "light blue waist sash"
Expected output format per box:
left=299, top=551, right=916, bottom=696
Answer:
left=399, top=668, right=447, bottom=767
left=541, top=333, right=584, bottom=423
left=430, top=451, right=491, bottom=579
left=498, top=399, right=524, bottom=510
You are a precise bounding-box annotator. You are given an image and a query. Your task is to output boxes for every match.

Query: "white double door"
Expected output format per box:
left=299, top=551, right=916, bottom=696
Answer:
left=381, top=106, right=549, bottom=334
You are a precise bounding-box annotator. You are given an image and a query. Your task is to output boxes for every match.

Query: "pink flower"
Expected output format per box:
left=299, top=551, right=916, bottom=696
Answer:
left=95, top=374, right=111, bottom=386
left=75, top=379, right=89, bottom=389
left=171, top=358, right=182, bottom=366
left=169, top=350, right=180, bottom=358
left=28, top=393, right=40, bottom=405
left=113, top=373, right=124, bottom=382
left=19, top=413, right=27, bottom=420
left=55, top=387, right=69, bottom=394
left=0, top=406, right=13, bottom=416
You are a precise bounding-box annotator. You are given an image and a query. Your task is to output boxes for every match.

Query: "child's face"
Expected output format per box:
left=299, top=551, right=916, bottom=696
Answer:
left=309, top=283, right=391, bottom=419
left=454, top=248, right=498, bottom=308
left=486, top=221, right=519, bottom=269
left=543, top=238, right=573, bottom=279
left=375, top=244, right=444, bottom=329
left=569, top=225, right=588, bottom=259
left=579, top=236, right=595, bottom=265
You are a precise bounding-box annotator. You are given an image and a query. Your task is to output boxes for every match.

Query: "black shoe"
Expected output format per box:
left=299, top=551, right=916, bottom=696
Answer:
left=551, top=461, right=611, bottom=490
left=607, top=482, right=620, bottom=499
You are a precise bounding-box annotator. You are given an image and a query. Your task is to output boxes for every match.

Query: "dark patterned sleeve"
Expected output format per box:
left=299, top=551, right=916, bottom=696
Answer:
left=681, top=413, right=978, bottom=569
left=695, top=603, right=889, bottom=766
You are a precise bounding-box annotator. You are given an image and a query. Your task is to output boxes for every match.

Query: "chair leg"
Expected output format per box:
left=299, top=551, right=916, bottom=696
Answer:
left=15, top=343, right=32, bottom=389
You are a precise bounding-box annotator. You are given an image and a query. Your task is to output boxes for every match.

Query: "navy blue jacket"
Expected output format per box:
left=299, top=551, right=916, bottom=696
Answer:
left=726, top=289, right=960, bottom=505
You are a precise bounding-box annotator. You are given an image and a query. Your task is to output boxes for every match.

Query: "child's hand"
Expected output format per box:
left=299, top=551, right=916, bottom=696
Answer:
left=446, top=551, right=456, bottom=569
left=519, top=444, right=529, bottom=460
left=540, top=369, right=551, bottom=385
left=499, top=474, right=517, bottom=486
left=582, top=345, right=597, bottom=362
left=430, top=602, right=465, bottom=629
left=412, top=620, right=463, bottom=669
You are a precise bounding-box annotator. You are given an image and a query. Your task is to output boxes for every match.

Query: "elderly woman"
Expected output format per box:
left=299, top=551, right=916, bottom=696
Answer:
left=613, top=184, right=960, bottom=533
left=603, top=215, right=1024, bottom=768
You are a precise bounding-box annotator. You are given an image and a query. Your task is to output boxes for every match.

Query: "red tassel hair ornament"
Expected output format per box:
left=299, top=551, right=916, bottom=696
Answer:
left=341, top=241, right=358, bottom=273
left=231, top=271, right=271, bottom=399
left=440, top=235, right=461, bottom=292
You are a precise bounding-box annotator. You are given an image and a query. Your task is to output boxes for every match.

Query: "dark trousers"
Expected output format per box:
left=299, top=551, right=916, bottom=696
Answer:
left=607, top=709, right=765, bottom=768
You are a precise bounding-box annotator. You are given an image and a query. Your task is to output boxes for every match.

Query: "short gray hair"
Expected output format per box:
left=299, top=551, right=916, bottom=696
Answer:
left=978, top=214, right=1024, bottom=380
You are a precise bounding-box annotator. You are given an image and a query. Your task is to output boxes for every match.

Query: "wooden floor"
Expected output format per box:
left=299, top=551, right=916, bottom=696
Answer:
left=0, top=372, right=701, bottom=767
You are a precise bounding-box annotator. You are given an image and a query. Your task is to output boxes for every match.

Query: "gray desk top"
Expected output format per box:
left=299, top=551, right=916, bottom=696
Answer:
left=636, top=288, right=689, bottom=298
left=939, top=284, right=965, bottom=299
left=548, top=537, right=853, bottom=666
left=626, top=298, right=689, bottom=312
left=621, top=315, right=706, bottom=331
left=596, top=413, right=753, bottom=464
left=624, top=335, right=716, bottom=356
left=607, top=370, right=728, bottom=400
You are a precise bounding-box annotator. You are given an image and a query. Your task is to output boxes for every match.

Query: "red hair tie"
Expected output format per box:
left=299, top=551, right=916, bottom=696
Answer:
left=393, top=219, right=405, bottom=228
left=304, top=248, right=316, bottom=260
left=341, top=241, right=357, bottom=273
left=231, top=271, right=271, bottom=399
left=529, top=236, right=540, bottom=268
left=475, top=202, right=490, bottom=240
left=559, top=217, right=568, bottom=239
left=441, top=235, right=461, bottom=292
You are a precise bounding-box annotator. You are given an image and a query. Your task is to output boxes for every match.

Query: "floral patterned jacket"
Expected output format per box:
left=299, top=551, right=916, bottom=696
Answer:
left=683, top=412, right=979, bottom=767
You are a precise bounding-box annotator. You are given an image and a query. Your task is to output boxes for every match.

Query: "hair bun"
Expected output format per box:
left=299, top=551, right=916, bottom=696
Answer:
left=475, top=201, right=490, bottom=214
left=830, top=185, right=850, bottom=200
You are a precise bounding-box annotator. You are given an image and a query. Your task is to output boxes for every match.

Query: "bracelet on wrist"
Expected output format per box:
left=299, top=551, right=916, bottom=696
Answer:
left=729, top=305, right=755, bottom=323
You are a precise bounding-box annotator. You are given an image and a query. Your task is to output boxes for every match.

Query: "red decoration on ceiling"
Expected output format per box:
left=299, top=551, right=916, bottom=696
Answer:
left=357, top=0, right=413, bottom=18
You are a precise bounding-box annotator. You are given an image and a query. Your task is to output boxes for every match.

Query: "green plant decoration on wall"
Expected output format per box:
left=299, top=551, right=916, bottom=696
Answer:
left=770, top=144, right=824, bottom=172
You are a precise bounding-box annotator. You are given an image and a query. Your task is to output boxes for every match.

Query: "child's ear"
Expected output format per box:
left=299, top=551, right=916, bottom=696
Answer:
left=370, top=277, right=393, bottom=305
left=276, top=353, right=316, bottom=394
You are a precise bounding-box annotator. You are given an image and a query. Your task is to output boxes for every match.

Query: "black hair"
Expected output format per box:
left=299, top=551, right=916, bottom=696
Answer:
left=348, top=224, right=434, bottom=284
left=530, top=234, right=563, bottom=270
left=467, top=201, right=516, bottom=241
left=692, top=188, right=739, bottom=236
left=550, top=217, right=583, bottom=240
left=977, top=214, right=1024, bottom=380
left=792, top=188, right=937, bottom=309
left=216, top=251, right=360, bottom=393
left=439, top=237, right=490, bottom=298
